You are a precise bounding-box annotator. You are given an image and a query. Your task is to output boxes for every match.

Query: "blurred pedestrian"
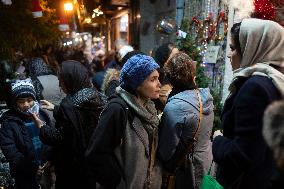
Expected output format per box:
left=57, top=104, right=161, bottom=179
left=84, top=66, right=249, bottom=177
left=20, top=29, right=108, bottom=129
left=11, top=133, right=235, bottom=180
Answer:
left=212, top=18, right=284, bottom=189
left=153, top=42, right=179, bottom=113
left=42, top=44, right=60, bottom=75
left=158, top=52, right=214, bottom=189
left=104, top=39, right=132, bottom=70
left=27, top=57, right=65, bottom=106
left=86, top=54, right=162, bottom=189
left=92, top=49, right=106, bottom=91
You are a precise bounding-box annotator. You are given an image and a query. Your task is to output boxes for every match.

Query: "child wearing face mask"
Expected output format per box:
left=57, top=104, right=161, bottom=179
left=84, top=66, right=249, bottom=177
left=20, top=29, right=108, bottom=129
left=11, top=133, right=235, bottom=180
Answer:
left=0, top=78, right=51, bottom=189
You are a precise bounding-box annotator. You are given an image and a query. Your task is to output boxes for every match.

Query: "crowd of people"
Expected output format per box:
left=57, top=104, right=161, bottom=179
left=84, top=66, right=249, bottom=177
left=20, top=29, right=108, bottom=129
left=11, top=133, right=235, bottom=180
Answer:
left=0, top=18, right=284, bottom=189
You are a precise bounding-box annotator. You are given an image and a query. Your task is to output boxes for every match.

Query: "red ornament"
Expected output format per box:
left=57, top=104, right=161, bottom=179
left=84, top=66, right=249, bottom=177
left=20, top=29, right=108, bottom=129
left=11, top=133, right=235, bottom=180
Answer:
left=219, top=11, right=225, bottom=18
left=253, top=0, right=276, bottom=20
left=58, top=13, right=69, bottom=31
left=32, top=0, right=43, bottom=18
left=192, top=16, right=200, bottom=24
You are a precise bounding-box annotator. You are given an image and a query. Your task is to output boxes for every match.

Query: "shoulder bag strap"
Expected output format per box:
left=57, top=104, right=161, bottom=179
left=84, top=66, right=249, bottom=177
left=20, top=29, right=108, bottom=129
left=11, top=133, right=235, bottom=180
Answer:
left=192, top=89, right=203, bottom=142
left=172, top=89, right=203, bottom=171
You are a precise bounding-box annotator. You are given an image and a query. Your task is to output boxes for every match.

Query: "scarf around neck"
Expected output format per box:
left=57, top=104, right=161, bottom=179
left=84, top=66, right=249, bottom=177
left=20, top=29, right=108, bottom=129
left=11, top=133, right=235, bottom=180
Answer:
left=116, top=86, right=159, bottom=135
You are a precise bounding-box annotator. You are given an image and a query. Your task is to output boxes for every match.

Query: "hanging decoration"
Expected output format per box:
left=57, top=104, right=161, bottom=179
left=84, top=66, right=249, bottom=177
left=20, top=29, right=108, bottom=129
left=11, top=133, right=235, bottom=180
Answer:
left=177, top=30, right=187, bottom=38
left=1, top=0, right=12, bottom=5
left=32, top=0, right=43, bottom=18
left=156, top=18, right=176, bottom=35
left=188, top=11, right=228, bottom=43
left=253, top=0, right=276, bottom=20
left=58, top=13, right=69, bottom=31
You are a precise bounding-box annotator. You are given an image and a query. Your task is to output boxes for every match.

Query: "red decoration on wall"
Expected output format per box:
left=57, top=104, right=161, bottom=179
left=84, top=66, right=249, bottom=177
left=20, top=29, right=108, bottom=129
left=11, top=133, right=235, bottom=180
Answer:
left=190, top=11, right=228, bottom=43
left=253, top=0, right=276, bottom=20
left=32, top=0, right=43, bottom=18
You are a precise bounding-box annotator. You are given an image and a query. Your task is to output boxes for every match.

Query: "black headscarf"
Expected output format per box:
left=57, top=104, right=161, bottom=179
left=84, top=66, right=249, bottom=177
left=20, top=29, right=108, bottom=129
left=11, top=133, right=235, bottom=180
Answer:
left=60, top=60, right=92, bottom=95
left=28, top=57, right=53, bottom=77
left=27, top=57, right=54, bottom=101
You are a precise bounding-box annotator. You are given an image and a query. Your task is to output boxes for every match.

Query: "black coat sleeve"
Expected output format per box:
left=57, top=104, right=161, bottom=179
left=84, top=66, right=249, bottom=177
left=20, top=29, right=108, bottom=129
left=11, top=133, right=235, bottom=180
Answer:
left=0, top=121, right=38, bottom=175
left=213, top=79, right=271, bottom=172
left=85, top=102, right=126, bottom=189
left=39, top=105, right=71, bottom=146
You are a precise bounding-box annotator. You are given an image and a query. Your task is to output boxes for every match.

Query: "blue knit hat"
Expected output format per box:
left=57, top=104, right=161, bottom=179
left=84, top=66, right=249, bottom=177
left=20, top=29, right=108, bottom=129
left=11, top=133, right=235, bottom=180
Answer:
left=120, top=54, right=160, bottom=91
left=11, top=78, right=36, bottom=101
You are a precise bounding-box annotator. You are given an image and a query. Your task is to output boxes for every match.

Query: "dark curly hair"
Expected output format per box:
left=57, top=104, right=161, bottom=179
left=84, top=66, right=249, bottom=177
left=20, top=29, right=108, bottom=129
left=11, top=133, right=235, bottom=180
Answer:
left=164, top=52, right=197, bottom=89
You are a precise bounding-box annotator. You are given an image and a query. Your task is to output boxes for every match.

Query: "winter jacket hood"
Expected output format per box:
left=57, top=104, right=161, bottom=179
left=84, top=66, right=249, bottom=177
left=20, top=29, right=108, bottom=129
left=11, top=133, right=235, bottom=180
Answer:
left=167, top=88, right=214, bottom=116
left=101, top=68, right=120, bottom=95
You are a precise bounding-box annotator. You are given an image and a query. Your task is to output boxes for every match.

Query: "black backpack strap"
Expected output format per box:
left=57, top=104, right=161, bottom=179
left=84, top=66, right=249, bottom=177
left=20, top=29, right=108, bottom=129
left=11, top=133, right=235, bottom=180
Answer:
left=108, top=96, right=134, bottom=125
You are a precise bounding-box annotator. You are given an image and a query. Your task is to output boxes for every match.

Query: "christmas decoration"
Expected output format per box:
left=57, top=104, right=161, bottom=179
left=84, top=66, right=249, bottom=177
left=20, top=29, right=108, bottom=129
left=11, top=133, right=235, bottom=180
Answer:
left=188, top=11, right=228, bottom=44
left=1, top=0, right=12, bottom=5
left=177, top=30, right=187, bottom=38
left=253, top=0, right=276, bottom=20
left=58, top=13, right=69, bottom=31
left=32, top=0, right=43, bottom=18
left=156, top=18, right=176, bottom=35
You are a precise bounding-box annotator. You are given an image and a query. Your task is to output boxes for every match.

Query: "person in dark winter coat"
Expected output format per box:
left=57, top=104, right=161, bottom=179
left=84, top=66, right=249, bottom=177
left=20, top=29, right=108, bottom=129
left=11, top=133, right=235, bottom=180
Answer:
left=158, top=52, right=214, bottom=189
left=33, top=60, right=107, bottom=189
left=27, top=57, right=65, bottom=106
left=86, top=54, right=162, bottom=189
left=212, top=18, right=284, bottom=189
left=0, top=78, right=51, bottom=189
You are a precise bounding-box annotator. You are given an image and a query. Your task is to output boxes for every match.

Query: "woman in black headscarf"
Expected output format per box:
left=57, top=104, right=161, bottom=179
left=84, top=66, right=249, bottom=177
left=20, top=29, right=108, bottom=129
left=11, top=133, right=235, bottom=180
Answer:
left=32, top=60, right=107, bottom=189
left=27, top=57, right=65, bottom=106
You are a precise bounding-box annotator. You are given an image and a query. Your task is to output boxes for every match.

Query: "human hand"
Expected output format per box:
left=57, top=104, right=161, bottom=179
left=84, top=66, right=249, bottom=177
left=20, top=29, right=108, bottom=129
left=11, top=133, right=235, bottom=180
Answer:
left=40, top=100, right=55, bottom=110
left=36, top=166, right=44, bottom=176
left=213, top=130, right=223, bottom=139
left=30, top=113, right=45, bottom=129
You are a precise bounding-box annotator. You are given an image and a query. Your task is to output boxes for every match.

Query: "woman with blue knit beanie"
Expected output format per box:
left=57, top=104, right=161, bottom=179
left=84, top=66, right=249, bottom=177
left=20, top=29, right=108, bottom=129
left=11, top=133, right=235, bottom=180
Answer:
left=86, top=54, right=163, bottom=189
